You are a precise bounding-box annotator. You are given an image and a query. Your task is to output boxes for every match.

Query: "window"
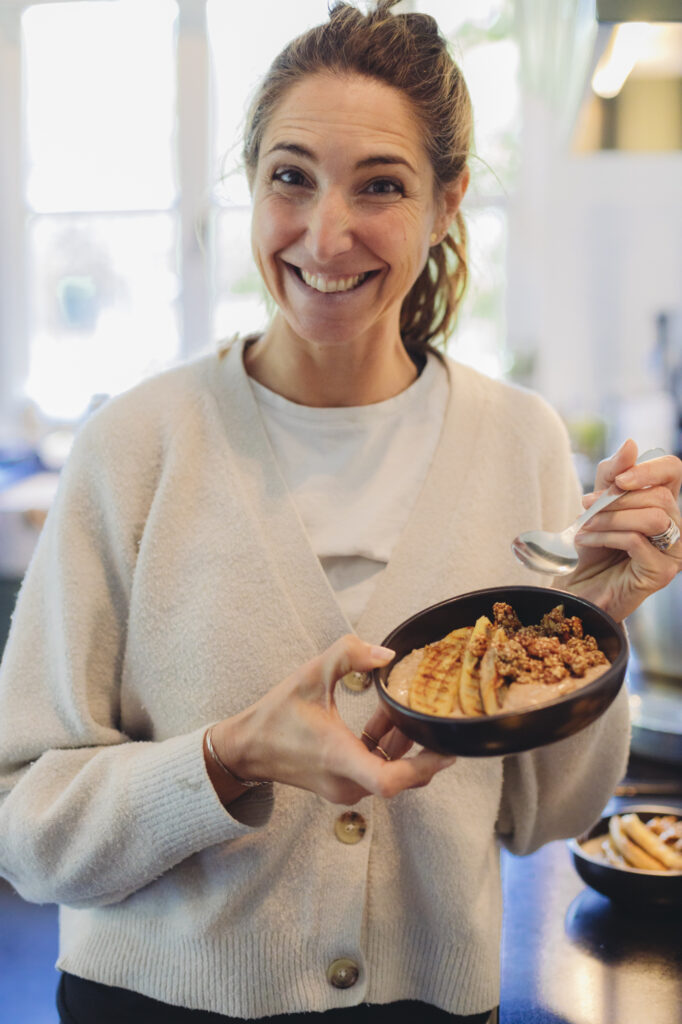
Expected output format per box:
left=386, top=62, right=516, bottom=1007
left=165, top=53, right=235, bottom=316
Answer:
left=0, top=0, right=519, bottom=436
left=18, top=0, right=179, bottom=421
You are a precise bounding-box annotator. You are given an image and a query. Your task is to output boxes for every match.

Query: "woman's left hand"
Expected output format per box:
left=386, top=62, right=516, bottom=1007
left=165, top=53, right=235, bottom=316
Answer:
left=564, top=439, right=682, bottom=622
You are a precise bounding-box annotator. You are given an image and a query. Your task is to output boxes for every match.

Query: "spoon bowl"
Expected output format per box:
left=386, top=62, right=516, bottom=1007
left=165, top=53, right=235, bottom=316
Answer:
left=511, top=531, right=581, bottom=576
left=512, top=448, right=665, bottom=575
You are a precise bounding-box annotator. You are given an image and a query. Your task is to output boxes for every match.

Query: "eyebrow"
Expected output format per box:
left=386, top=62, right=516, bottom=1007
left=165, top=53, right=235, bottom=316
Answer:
left=265, top=142, right=416, bottom=175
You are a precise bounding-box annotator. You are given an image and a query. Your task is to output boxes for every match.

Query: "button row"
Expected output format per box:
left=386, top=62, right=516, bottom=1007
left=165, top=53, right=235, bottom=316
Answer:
left=328, top=678, right=368, bottom=992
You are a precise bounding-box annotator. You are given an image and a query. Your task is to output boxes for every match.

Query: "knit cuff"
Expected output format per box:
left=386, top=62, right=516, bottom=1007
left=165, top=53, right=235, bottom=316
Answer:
left=127, top=727, right=274, bottom=868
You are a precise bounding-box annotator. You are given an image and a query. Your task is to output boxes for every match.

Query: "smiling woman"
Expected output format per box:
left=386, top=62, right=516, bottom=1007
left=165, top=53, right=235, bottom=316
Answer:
left=244, top=71, right=468, bottom=404
left=0, top=3, right=680, bottom=1024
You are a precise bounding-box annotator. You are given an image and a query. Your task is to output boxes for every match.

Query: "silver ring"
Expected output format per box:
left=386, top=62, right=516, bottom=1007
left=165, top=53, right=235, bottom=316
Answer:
left=648, top=518, right=681, bottom=552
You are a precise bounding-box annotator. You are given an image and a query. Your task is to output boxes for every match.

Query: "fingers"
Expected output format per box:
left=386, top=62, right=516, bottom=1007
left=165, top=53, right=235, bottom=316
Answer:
left=593, top=438, right=638, bottom=492
left=580, top=446, right=682, bottom=561
left=361, top=748, right=457, bottom=800
left=576, top=528, right=679, bottom=585
left=578, top=477, right=682, bottom=564
left=615, top=453, right=682, bottom=499
left=299, top=634, right=395, bottom=700
left=317, top=724, right=455, bottom=804
left=358, top=707, right=455, bottom=795
left=590, top=445, right=682, bottom=503
left=315, top=745, right=456, bottom=805
left=580, top=491, right=679, bottom=535
left=361, top=705, right=395, bottom=741
left=362, top=725, right=413, bottom=763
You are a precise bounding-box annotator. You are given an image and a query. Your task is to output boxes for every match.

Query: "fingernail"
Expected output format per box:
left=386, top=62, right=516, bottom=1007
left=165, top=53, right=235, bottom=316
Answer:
left=615, top=469, right=635, bottom=485
left=370, top=645, right=395, bottom=661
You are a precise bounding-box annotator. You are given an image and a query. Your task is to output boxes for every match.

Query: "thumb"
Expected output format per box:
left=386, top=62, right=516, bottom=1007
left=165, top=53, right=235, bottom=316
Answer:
left=311, top=633, right=396, bottom=694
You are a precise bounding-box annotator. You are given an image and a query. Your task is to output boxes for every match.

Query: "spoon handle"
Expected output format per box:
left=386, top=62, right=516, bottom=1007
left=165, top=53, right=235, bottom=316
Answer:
left=573, top=447, right=666, bottom=530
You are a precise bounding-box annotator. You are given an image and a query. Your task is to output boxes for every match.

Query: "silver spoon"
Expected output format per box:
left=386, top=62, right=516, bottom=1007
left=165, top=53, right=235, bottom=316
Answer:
left=511, top=447, right=666, bottom=576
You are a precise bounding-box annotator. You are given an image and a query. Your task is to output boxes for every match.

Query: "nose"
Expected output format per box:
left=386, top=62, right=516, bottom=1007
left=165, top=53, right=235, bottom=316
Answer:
left=305, top=188, right=353, bottom=263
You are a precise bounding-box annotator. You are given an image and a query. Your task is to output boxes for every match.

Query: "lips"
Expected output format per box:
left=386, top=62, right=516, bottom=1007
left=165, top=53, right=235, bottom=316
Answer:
left=287, top=263, right=379, bottom=294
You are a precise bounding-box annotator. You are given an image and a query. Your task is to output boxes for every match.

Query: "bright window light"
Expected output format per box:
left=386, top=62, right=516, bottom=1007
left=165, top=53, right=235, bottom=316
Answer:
left=26, top=213, right=179, bottom=420
left=208, top=0, right=329, bottom=207
left=23, top=0, right=178, bottom=212
left=21, top=0, right=181, bottom=423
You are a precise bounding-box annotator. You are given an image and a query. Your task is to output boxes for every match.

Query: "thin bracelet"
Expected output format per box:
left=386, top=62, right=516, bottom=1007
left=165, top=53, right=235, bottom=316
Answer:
left=205, top=727, right=268, bottom=789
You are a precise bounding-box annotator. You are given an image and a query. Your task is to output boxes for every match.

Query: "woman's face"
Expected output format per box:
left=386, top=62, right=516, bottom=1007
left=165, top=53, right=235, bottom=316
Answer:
left=250, top=72, right=453, bottom=351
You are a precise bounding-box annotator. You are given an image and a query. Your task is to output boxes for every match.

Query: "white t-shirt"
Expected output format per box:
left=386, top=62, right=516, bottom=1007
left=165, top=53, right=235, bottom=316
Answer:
left=249, top=354, right=449, bottom=627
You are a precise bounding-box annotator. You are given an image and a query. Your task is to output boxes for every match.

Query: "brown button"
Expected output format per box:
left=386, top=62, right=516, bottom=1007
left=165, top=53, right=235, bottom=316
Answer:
left=334, top=811, right=367, bottom=845
left=326, top=957, right=359, bottom=989
left=341, top=670, right=371, bottom=693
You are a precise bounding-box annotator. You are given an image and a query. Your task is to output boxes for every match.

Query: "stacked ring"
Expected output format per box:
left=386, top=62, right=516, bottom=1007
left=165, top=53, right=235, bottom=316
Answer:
left=361, top=730, right=391, bottom=761
left=648, top=518, right=681, bottom=552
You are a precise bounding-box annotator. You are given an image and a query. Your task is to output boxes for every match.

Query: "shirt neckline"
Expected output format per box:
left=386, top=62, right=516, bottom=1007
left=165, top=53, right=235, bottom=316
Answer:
left=248, top=354, right=443, bottom=424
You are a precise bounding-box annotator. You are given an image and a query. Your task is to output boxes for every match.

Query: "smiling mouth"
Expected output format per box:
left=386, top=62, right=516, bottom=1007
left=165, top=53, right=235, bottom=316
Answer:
left=289, top=264, right=378, bottom=294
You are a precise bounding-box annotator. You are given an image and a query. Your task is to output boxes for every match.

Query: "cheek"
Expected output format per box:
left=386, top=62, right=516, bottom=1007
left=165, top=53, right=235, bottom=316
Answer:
left=378, top=208, right=432, bottom=267
left=251, top=194, right=289, bottom=256
left=251, top=208, right=273, bottom=257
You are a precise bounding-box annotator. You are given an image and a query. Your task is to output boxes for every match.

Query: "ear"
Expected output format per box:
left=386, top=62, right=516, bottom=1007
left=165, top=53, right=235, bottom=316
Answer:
left=433, top=167, right=470, bottom=243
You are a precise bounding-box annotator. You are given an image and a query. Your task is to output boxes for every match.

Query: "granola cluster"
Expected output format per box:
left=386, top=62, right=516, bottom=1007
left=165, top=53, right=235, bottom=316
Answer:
left=491, top=602, right=608, bottom=687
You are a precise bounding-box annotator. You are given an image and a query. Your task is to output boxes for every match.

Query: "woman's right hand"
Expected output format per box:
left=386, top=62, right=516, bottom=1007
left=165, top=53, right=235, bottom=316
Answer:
left=207, top=634, right=456, bottom=806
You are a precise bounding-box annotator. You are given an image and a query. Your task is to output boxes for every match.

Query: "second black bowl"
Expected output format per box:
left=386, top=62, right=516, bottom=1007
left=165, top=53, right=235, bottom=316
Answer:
left=372, top=585, right=628, bottom=757
left=567, top=804, right=682, bottom=908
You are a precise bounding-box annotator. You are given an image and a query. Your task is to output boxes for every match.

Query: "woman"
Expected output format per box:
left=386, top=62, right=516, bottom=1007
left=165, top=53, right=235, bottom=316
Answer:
left=1, top=3, right=680, bottom=1023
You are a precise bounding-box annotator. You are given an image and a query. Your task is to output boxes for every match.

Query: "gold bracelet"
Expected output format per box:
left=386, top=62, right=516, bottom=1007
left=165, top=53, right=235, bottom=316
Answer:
left=205, top=727, right=267, bottom=789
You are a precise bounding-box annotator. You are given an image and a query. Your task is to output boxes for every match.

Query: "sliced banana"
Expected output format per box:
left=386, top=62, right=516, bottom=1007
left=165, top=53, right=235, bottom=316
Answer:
left=479, top=626, right=506, bottom=715
left=459, top=616, right=491, bottom=717
left=620, top=813, right=682, bottom=871
left=408, top=627, right=472, bottom=716
left=608, top=814, right=666, bottom=871
left=600, top=836, right=626, bottom=867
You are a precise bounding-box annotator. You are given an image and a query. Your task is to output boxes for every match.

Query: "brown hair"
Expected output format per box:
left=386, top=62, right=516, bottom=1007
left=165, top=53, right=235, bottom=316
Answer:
left=242, top=0, right=472, bottom=359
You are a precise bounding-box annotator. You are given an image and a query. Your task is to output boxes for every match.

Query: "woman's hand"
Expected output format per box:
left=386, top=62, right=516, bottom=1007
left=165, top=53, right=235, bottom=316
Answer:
left=564, top=439, right=682, bottom=621
left=208, top=634, right=455, bottom=806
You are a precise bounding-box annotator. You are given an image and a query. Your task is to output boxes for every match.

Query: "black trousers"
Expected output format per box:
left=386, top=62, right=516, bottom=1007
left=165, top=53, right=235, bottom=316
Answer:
left=57, top=973, right=495, bottom=1024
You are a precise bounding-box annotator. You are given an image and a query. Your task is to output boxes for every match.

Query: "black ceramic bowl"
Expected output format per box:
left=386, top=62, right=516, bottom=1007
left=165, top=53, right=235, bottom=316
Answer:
left=372, top=585, right=628, bottom=757
left=567, top=804, right=682, bottom=908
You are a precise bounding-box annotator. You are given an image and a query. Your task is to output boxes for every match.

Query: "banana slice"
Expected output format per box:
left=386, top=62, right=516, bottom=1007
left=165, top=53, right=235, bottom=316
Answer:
left=459, top=616, right=491, bottom=716
left=620, top=813, right=682, bottom=871
left=600, top=836, right=626, bottom=867
left=608, top=814, right=666, bottom=871
left=479, top=626, right=506, bottom=715
left=408, top=627, right=472, bottom=716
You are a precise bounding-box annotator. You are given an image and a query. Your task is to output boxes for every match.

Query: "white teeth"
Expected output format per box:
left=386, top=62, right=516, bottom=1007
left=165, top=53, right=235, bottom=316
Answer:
left=299, top=269, right=367, bottom=293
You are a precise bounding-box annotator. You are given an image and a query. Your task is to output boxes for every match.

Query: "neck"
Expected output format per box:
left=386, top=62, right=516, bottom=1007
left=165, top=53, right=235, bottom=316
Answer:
left=244, top=317, right=419, bottom=407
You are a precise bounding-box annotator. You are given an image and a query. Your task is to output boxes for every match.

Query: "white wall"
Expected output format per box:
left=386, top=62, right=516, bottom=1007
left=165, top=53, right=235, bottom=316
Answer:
left=507, top=131, right=682, bottom=452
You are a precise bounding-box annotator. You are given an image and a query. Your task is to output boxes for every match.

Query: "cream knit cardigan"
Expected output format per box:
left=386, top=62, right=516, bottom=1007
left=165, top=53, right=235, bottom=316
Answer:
left=0, top=338, right=630, bottom=1018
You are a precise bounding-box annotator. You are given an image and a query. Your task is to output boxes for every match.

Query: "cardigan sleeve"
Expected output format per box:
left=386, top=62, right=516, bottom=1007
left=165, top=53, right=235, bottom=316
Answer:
left=495, top=686, right=630, bottom=854
left=0, top=405, right=272, bottom=910
left=495, top=405, right=631, bottom=853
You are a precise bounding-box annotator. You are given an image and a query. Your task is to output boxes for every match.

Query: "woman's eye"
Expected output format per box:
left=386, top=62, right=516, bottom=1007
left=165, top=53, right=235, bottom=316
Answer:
left=365, top=178, right=403, bottom=197
left=272, top=168, right=308, bottom=188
